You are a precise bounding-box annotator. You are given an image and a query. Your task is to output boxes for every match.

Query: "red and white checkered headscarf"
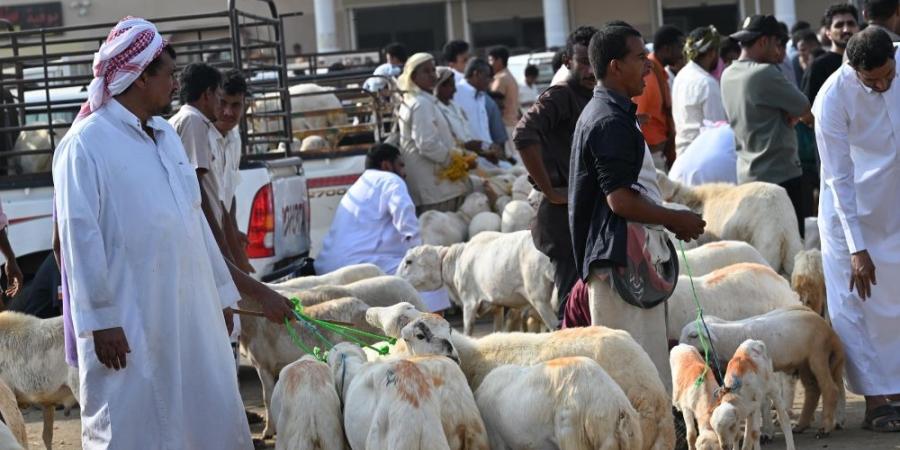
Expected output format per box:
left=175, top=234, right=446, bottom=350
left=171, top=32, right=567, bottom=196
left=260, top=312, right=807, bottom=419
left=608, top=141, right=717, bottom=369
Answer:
left=74, top=17, right=168, bottom=123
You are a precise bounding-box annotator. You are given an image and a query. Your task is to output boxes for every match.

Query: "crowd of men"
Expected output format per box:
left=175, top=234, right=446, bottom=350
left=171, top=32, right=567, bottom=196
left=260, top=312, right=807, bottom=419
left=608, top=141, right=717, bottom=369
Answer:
left=7, top=0, right=898, bottom=447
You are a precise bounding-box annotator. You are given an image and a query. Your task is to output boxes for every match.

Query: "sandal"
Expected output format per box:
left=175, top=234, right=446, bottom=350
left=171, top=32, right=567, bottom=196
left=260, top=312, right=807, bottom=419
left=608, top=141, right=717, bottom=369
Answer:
left=862, top=404, right=900, bottom=432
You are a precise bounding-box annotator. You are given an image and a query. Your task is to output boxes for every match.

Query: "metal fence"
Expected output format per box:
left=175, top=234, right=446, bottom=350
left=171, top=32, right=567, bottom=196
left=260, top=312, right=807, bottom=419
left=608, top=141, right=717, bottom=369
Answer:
left=0, top=0, right=295, bottom=188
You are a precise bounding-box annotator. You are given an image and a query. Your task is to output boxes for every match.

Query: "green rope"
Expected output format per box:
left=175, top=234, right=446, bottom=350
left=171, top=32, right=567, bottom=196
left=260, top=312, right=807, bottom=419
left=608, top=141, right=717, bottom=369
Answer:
left=678, top=241, right=725, bottom=386
left=283, top=297, right=398, bottom=361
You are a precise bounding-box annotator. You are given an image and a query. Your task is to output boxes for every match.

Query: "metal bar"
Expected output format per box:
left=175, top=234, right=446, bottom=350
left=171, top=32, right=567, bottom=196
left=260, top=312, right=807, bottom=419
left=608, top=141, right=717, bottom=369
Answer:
left=0, top=11, right=231, bottom=38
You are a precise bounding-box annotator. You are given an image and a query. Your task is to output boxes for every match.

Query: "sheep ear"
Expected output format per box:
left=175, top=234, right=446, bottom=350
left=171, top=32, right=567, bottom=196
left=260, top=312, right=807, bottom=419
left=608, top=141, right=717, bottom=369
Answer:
left=400, top=320, right=417, bottom=342
left=365, top=307, right=387, bottom=333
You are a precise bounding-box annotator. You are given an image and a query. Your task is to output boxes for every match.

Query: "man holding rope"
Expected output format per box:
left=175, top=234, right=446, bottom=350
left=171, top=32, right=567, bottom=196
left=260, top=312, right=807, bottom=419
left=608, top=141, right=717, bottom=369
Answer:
left=53, top=17, right=293, bottom=449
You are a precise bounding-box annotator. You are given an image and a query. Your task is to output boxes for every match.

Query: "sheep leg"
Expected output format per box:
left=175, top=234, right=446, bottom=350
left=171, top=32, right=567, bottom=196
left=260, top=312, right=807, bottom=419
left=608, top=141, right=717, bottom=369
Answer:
left=42, top=404, right=54, bottom=450
left=258, top=367, right=277, bottom=438
left=780, top=373, right=798, bottom=420
left=794, top=369, right=818, bottom=433
left=529, top=299, right=559, bottom=332
left=759, top=400, right=774, bottom=444
left=491, top=306, right=505, bottom=332
left=769, top=389, right=796, bottom=450
left=740, top=409, right=761, bottom=450
left=809, top=352, right=839, bottom=436
left=683, top=409, right=698, bottom=450
left=462, top=301, right=478, bottom=336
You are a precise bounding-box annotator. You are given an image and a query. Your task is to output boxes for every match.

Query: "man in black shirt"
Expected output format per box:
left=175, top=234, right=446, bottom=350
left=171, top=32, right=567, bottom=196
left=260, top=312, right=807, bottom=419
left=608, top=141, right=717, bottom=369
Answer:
left=802, top=3, right=860, bottom=101
left=514, top=26, right=597, bottom=318
left=568, top=24, right=705, bottom=388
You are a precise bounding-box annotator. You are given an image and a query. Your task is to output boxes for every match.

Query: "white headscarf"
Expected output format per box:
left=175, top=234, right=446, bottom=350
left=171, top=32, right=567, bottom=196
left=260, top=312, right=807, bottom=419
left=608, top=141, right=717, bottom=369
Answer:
left=397, top=52, right=435, bottom=97
left=75, top=17, right=167, bottom=123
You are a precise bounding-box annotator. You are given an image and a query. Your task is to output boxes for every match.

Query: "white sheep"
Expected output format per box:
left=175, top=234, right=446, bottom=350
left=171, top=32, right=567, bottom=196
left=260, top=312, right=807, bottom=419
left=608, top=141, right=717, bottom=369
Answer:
left=500, top=200, right=535, bottom=233
left=375, top=312, right=675, bottom=450
left=327, top=343, right=489, bottom=450
left=681, top=306, right=845, bottom=436
left=657, top=173, right=802, bottom=275
left=467, top=211, right=501, bottom=238
left=511, top=175, right=532, bottom=201
left=670, top=344, right=722, bottom=450
left=419, top=192, right=491, bottom=245
left=397, top=231, right=558, bottom=335
left=680, top=241, right=770, bottom=276
left=270, top=355, right=345, bottom=450
left=0, top=312, right=78, bottom=450
left=271, top=263, right=384, bottom=291
left=791, top=249, right=826, bottom=318
left=273, top=275, right=429, bottom=313
left=493, top=195, right=512, bottom=214
left=665, top=263, right=801, bottom=341
left=299, top=135, right=330, bottom=152
left=476, top=356, right=643, bottom=450
left=487, top=173, right=517, bottom=196
left=239, top=297, right=385, bottom=438
left=710, top=340, right=795, bottom=450
left=0, top=377, right=25, bottom=450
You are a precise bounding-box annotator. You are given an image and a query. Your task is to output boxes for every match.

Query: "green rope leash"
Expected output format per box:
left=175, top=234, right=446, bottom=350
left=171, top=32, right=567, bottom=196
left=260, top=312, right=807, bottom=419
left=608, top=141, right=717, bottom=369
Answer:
left=283, top=297, right=398, bottom=361
left=678, top=240, right=725, bottom=386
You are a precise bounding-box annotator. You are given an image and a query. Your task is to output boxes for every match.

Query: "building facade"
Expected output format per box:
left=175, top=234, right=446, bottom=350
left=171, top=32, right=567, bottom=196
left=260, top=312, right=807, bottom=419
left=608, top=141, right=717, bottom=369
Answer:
left=1, top=0, right=857, bottom=56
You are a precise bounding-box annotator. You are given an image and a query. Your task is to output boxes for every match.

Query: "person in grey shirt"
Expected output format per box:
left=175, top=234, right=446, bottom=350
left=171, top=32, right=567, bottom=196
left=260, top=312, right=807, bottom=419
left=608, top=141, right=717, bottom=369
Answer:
left=721, top=14, right=814, bottom=236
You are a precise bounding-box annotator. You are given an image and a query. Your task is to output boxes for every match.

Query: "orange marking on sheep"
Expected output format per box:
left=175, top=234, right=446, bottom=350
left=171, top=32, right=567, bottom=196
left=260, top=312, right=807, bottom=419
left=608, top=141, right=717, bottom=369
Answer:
left=545, top=357, right=582, bottom=368
left=725, top=352, right=759, bottom=379
left=705, top=263, right=777, bottom=287
left=674, top=352, right=712, bottom=397
left=388, top=360, right=432, bottom=408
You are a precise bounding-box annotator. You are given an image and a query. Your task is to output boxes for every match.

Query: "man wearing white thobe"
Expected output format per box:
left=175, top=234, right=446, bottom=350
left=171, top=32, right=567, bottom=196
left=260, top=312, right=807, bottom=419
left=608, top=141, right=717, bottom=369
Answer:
left=315, top=144, right=420, bottom=275
left=53, top=18, right=291, bottom=449
left=813, top=27, right=900, bottom=431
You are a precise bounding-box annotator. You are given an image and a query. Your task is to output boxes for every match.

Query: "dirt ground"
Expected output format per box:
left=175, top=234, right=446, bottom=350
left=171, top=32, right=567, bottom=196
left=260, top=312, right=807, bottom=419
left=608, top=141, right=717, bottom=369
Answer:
left=21, top=317, right=900, bottom=449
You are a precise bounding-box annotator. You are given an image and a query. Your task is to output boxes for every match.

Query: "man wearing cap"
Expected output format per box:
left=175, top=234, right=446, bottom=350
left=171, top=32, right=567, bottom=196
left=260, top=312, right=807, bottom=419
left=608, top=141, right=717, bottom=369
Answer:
left=721, top=15, right=813, bottom=236
left=52, top=17, right=292, bottom=449
left=814, top=27, right=900, bottom=433
left=672, top=25, right=728, bottom=155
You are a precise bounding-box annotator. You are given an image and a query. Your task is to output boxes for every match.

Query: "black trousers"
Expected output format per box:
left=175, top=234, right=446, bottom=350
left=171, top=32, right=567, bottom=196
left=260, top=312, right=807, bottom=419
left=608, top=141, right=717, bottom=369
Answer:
left=532, top=199, right=579, bottom=321
left=778, top=175, right=814, bottom=239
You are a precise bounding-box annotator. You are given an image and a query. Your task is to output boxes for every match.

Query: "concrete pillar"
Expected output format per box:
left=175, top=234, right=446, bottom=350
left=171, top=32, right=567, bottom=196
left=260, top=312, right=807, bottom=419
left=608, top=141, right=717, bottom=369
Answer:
left=314, top=0, right=339, bottom=52
left=774, top=0, right=797, bottom=27
left=542, top=0, right=570, bottom=48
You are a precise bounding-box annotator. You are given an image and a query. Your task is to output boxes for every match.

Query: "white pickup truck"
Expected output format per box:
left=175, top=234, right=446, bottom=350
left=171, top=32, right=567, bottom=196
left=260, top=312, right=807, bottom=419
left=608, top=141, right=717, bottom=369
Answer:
left=0, top=2, right=314, bottom=314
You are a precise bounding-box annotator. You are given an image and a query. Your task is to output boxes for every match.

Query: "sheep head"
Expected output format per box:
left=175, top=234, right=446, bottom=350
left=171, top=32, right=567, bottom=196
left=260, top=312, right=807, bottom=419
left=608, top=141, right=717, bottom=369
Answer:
left=366, top=302, right=424, bottom=338
left=459, top=192, right=491, bottom=221
left=396, top=245, right=447, bottom=291
left=710, top=402, right=740, bottom=450
left=678, top=317, right=721, bottom=349
left=695, top=429, right=722, bottom=450
left=399, top=315, right=459, bottom=363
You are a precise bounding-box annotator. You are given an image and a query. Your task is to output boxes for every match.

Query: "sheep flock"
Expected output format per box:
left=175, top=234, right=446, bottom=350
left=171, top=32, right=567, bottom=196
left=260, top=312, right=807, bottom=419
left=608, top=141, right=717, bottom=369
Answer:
left=0, top=170, right=845, bottom=450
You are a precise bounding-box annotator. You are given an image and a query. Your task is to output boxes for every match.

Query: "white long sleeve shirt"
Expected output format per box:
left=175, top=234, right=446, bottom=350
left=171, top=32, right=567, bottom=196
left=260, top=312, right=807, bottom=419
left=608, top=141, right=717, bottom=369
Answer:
left=813, top=60, right=900, bottom=255
left=315, top=169, right=421, bottom=275
left=672, top=61, right=728, bottom=155
left=454, top=80, right=492, bottom=144
left=53, top=99, right=250, bottom=449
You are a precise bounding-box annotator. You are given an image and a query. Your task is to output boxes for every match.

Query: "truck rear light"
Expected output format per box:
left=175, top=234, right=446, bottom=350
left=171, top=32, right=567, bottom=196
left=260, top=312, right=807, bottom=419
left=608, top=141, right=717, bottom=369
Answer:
left=246, top=183, right=275, bottom=258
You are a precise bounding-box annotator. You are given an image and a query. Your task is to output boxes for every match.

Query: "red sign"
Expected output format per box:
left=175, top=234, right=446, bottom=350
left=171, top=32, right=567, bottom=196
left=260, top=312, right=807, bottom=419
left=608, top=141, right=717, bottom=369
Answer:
left=0, top=3, right=63, bottom=31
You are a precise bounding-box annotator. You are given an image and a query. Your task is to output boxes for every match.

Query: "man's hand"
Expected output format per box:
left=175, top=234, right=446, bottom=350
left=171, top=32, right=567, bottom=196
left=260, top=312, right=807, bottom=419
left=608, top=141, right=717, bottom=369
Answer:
left=93, top=327, right=130, bottom=370
left=463, top=140, right=483, bottom=152
left=664, top=210, right=706, bottom=242
left=258, top=290, right=295, bottom=324
left=4, top=259, right=22, bottom=298
left=850, top=250, right=877, bottom=300
left=544, top=187, right=568, bottom=205
left=223, top=307, right=235, bottom=336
